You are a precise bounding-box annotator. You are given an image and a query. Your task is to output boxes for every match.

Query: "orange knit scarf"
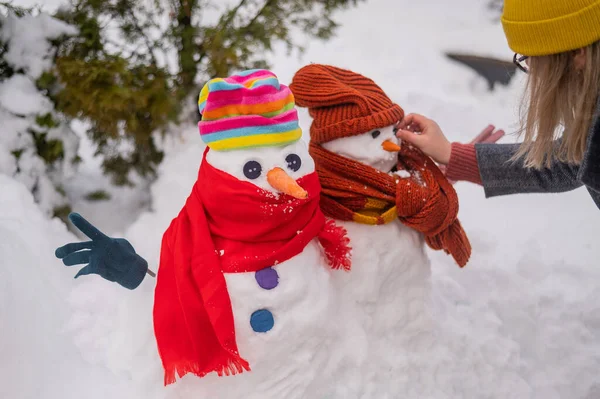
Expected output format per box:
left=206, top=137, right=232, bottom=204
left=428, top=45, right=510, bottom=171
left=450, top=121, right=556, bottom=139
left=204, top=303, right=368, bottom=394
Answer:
left=309, top=142, right=472, bottom=267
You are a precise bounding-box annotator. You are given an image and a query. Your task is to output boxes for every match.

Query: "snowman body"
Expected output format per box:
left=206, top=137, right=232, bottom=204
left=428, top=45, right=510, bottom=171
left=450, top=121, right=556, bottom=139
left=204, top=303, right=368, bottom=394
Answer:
left=169, top=139, right=352, bottom=399
left=321, top=125, right=433, bottom=318
left=171, top=241, right=345, bottom=399
left=316, top=124, right=529, bottom=398
left=319, top=124, right=440, bottom=397
left=66, top=135, right=355, bottom=399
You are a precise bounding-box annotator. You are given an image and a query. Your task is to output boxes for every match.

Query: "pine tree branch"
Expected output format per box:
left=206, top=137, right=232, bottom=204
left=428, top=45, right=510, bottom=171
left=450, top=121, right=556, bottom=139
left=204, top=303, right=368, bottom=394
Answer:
left=242, top=0, right=276, bottom=32
left=124, top=7, right=159, bottom=66
left=224, top=0, right=278, bottom=57
left=0, top=1, right=33, bottom=16
left=228, top=0, right=276, bottom=49
left=200, top=0, right=250, bottom=54
left=220, top=0, right=250, bottom=28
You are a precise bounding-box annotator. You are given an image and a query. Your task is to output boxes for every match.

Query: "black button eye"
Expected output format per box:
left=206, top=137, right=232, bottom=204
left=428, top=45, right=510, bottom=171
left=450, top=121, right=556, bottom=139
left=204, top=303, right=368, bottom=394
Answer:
left=371, top=130, right=381, bottom=139
left=243, top=160, right=262, bottom=179
left=285, top=153, right=302, bottom=172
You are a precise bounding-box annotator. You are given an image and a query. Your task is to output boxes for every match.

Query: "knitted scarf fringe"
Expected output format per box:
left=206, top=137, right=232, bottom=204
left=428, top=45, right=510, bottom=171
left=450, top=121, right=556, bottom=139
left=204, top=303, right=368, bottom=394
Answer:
left=164, top=357, right=251, bottom=385
left=318, top=218, right=352, bottom=271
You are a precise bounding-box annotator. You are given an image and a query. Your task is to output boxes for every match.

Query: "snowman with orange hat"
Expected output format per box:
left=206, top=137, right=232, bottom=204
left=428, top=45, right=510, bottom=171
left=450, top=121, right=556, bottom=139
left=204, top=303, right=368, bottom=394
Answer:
left=290, top=65, right=535, bottom=398
left=290, top=64, right=474, bottom=396
left=290, top=63, right=471, bottom=320
left=55, top=69, right=354, bottom=398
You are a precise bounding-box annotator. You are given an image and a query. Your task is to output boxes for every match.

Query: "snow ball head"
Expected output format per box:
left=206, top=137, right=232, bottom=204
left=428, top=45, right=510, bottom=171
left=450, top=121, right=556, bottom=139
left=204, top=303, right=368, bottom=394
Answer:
left=199, top=69, right=314, bottom=198
left=289, top=64, right=404, bottom=173
left=206, top=139, right=315, bottom=197
left=322, top=124, right=401, bottom=173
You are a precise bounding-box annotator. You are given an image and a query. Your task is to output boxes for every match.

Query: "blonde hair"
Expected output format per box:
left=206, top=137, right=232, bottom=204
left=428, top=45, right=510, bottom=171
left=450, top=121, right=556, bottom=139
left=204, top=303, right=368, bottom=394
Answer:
left=515, top=40, right=600, bottom=169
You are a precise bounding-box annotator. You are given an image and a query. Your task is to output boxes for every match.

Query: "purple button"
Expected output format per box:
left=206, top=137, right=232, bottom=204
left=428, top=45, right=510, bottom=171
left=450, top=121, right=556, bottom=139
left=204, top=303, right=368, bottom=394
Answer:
left=255, top=267, right=279, bottom=290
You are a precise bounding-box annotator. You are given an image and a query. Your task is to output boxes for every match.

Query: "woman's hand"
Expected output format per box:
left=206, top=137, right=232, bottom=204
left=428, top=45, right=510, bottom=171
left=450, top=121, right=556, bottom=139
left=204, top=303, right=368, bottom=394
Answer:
left=396, top=115, right=506, bottom=166
left=439, top=125, right=505, bottom=183
left=396, top=114, right=452, bottom=164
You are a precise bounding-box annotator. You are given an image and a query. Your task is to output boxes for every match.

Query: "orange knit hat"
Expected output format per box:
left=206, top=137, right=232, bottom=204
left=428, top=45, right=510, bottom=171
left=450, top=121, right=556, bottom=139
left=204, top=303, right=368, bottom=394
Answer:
left=290, top=64, right=404, bottom=144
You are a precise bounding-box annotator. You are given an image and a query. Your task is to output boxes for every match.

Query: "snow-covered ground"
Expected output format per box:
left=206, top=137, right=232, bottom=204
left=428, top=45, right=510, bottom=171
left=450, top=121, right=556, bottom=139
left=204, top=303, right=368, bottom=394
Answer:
left=3, top=0, right=600, bottom=398
left=0, top=176, right=136, bottom=399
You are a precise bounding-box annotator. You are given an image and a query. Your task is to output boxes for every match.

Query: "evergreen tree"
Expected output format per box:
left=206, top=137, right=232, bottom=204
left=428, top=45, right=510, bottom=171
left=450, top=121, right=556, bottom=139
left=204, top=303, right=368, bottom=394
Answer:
left=52, top=0, right=362, bottom=185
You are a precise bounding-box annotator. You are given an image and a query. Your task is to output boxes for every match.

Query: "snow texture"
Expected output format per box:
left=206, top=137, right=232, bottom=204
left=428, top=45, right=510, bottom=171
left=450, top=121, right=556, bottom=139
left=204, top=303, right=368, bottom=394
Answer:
left=0, top=11, right=79, bottom=215
left=4, top=0, right=600, bottom=398
left=323, top=124, right=400, bottom=173
left=0, top=74, right=52, bottom=115
left=0, top=12, right=77, bottom=79
left=0, top=175, right=134, bottom=399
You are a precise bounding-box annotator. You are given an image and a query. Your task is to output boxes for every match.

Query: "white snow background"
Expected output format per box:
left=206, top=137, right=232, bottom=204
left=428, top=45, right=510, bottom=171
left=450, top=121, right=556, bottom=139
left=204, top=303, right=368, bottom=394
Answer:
left=2, top=0, right=600, bottom=398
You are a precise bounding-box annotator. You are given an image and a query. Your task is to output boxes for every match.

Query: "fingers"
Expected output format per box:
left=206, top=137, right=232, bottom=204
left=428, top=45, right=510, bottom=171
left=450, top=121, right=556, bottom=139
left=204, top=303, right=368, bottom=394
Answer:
left=115, top=238, right=135, bottom=253
left=470, top=126, right=506, bottom=145
left=62, top=250, right=92, bottom=266
left=396, top=115, right=412, bottom=130
left=396, top=129, right=425, bottom=146
left=470, top=125, right=495, bottom=144
left=484, top=129, right=505, bottom=144
left=397, top=113, right=428, bottom=131
left=69, top=213, right=107, bottom=241
left=75, top=265, right=94, bottom=279
left=55, top=241, right=93, bottom=258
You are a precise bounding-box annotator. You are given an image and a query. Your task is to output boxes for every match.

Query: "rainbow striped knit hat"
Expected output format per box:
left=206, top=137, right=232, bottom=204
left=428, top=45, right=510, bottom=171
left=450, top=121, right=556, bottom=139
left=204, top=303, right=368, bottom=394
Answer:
left=198, top=69, right=302, bottom=151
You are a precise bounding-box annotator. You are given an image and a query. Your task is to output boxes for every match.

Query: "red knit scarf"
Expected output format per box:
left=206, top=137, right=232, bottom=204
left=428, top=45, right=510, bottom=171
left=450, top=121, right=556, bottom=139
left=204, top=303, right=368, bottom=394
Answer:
left=153, top=148, right=351, bottom=385
left=309, top=142, right=471, bottom=267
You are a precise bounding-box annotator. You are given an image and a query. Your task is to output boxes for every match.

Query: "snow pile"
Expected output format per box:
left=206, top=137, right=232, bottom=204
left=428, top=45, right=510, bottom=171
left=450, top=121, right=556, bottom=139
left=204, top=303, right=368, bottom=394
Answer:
left=63, top=128, right=203, bottom=399
left=0, top=175, right=134, bottom=399
left=0, top=11, right=79, bottom=215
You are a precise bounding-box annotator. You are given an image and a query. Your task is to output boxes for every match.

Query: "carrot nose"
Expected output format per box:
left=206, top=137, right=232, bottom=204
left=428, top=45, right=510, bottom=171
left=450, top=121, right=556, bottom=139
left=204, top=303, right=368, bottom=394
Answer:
left=266, top=167, right=308, bottom=199
left=382, top=140, right=401, bottom=152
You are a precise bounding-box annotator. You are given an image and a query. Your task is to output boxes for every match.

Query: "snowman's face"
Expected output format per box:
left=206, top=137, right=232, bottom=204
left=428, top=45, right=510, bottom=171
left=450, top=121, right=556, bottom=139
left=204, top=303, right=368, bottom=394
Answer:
left=322, top=125, right=400, bottom=173
left=206, top=139, right=315, bottom=198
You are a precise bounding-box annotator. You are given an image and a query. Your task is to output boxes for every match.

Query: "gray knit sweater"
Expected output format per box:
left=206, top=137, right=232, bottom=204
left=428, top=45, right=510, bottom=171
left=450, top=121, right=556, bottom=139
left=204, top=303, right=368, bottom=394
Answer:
left=474, top=97, right=600, bottom=210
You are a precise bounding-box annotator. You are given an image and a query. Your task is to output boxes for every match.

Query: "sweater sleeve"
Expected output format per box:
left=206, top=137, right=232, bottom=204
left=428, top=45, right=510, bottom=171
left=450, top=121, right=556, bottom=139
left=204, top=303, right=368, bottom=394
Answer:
left=445, top=143, right=483, bottom=185
left=445, top=141, right=584, bottom=198
left=474, top=142, right=583, bottom=198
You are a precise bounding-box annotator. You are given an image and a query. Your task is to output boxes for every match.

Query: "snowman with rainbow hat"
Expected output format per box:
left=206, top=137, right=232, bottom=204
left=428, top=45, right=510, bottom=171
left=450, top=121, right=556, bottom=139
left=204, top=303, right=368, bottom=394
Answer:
left=55, top=69, right=356, bottom=398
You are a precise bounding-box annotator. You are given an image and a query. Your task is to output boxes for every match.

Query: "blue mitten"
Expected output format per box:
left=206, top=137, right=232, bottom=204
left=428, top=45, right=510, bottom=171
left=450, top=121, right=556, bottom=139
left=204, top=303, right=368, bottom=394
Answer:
left=55, top=213, right=149, bottom=290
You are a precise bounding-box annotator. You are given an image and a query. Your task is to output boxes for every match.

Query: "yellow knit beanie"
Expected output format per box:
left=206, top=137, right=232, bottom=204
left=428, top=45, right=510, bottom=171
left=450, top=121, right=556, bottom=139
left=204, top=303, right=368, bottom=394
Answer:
left=502, top=0, right=600, bottom=56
